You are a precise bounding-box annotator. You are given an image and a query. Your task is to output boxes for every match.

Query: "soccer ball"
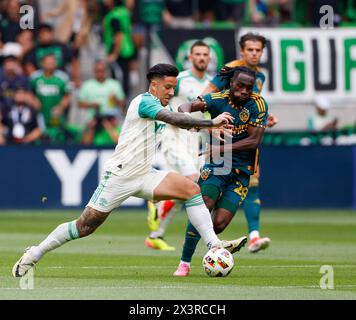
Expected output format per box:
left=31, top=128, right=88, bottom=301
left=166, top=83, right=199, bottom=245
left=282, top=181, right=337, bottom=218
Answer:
left=202, top=247, right=234, bottom=277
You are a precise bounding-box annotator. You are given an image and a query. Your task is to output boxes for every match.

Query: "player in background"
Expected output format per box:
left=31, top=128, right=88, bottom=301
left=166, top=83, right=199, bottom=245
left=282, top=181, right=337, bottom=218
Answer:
left=202, top=32, right=277, bottom=253
left=145, top=40, right=212, bottom=251
left=174, top=67, right=269, bottom=277
left=12, top=64, right=247, bottom=278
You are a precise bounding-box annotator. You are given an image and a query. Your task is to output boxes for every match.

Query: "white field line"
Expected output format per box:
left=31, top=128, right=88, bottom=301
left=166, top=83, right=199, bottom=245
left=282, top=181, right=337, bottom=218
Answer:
left=43, top=265, right=355, bottom=269
left=0, top=265, right=354, bottom=270
left=1, top=285, right=356, bottom=291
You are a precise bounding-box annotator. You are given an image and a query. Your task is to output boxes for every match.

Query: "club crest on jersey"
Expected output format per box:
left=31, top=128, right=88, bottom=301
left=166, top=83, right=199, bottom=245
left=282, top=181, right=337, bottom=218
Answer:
left=200, top=168, right=211, bottom=181
left=239, top=108, right=249, bottom=123
left=256, top=79, right=263, bottom=93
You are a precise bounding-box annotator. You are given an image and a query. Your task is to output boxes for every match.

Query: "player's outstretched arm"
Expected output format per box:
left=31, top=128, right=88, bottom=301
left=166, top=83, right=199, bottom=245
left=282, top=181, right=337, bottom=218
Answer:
left=177, top=97, right=207, bottom=113
left=207, top=126, right=265, bottom=156
left=155, top=109, right=233, bottom=130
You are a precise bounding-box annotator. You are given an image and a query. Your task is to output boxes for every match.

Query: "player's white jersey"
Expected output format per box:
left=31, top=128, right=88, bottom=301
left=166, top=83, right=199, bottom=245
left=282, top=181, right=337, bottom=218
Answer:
left=104, top=92, right=167, bottom=177
left=161, top=70, right=212, bottom=174
left=170, top=70, right=212, bottom=114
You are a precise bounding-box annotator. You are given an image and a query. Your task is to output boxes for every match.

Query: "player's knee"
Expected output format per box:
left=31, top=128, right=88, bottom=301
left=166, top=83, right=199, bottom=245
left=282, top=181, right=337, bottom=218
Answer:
left=203, top=196, right=215, bottom=212
left=184, top=181, right=201, bottom=200
left=213, top=221, right=228, bottom=234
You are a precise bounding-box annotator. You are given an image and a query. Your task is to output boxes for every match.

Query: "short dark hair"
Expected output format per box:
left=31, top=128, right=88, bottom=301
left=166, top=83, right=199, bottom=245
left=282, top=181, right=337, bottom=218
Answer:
left=190, top=40, right=209, bottom=53
left=146, top=64, right=179, bottom=82
left=41, top=53, right=56, bottom=61
left=231, top=66, right=256, bottom=81
left=239, top=32, right=266, bottom=49
left=38, top=22, right=54, bottom=32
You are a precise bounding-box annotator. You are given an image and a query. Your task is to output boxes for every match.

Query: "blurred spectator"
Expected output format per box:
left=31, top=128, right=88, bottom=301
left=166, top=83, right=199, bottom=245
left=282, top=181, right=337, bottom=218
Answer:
left=23, top=23, right=73, bottom=77
left=0, top=0, right=22, bottom=46
left=307, top=97, right=338, bottom=131
left=30, top=54, right=72, bottom=143
left=79, top=60, right=125, bottom=125
left=42, top=0, right=97, bottom=87
left=102, top=0, right=136, bottom=98
left=81, top=114, right=120, bottom=145
left=248, top=0, right=292, bottom=26
left=338, top=0, right=356, bottom=25
left=0, top=87, right=43, bottom=144
left=16, top=29, right=35, bottom=60
left=163, top=0, right=195, bottom=28
left=0, top=54, right=39, bottom=109
left=197, top=0, right=215, bottom=25
left=215, top=0, right=247, bottom=24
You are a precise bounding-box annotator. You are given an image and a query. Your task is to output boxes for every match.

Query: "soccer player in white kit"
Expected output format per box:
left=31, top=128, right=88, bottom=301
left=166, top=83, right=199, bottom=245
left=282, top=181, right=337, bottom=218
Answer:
left=145, top=41, right=213, bottom=250
left=13, top=63, right=247, bottom=278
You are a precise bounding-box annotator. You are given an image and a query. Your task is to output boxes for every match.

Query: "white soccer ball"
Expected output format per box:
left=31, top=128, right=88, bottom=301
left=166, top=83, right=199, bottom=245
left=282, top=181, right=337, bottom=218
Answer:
left=202, top=247, right=234, bottom=277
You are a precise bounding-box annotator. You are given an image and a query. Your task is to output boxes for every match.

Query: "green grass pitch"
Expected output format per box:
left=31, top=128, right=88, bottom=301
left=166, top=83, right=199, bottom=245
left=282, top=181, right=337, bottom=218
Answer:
left=0, top=209, right=355, bottom=300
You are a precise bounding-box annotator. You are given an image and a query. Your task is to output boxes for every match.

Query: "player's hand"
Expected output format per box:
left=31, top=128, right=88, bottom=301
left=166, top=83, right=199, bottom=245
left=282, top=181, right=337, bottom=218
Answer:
left=212, top=112, right=234, bottom=127
left=267, top=114, right=278, bottom=128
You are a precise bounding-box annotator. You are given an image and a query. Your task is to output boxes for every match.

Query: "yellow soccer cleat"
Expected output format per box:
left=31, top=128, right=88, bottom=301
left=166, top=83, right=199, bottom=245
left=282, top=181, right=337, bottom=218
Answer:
left=144, top=237, right=176, bottom=251
left=147, top=201, right=160, bottom=231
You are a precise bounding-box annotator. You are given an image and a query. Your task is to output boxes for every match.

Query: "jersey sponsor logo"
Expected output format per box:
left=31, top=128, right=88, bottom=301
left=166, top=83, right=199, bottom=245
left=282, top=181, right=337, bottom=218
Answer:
left=231, top=124, right=248, bottom=135
left=37, top=83, right=60, bottom=96
left=239, top=108, right=250, bottom=123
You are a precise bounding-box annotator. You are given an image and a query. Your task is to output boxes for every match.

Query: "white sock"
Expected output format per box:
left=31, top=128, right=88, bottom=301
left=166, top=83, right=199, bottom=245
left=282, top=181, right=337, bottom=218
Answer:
left=249, top=230, right=260, bottom=240
left=30, top=220, right=80, bottom=260
left=185, top=193, right=220, bottom=248
left=180, top=260, right=190, bottom=267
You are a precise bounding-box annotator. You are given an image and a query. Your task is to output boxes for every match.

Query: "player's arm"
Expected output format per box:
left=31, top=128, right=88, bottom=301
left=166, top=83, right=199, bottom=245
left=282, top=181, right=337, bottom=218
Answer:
left=231, top=126, right=265, bottom=151
left=177, top=96, right=208, bottom=113
left=155, top=109, right=233, bottom=130
left=209, top=125, right=265, bottom=155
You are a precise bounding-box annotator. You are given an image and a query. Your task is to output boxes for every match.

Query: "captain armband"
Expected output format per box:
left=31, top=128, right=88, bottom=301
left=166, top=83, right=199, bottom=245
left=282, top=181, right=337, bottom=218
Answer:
left=197, top=95, right=208, bottom=112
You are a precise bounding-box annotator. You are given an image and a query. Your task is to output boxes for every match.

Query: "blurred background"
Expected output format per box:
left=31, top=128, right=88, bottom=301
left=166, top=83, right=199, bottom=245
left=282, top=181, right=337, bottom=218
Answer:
left=0, top=0, right=355, bottom=210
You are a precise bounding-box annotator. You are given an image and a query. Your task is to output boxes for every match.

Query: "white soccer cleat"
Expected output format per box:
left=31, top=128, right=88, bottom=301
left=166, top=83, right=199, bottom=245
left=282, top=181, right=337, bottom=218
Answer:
left=215, top=236, right=248, bottom=254
left=248, top=237, right=271, bottom=253
left=12, top=247, right=38, bottom=278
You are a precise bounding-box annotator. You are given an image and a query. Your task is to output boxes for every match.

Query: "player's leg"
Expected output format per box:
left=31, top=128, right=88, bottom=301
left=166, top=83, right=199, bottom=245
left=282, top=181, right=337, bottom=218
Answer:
left=173, top=168, right=247, bottom=276
left=244, top=173, right=271, bottom=253
left=146, top=172, right=199, bottom=251
left=12, top=171, right=136, bottom=277
left=148, top=171, right=243, bottom=251
left=173, top=193, right=216, bottom=276
left=145, top=133, right=200, bottom=250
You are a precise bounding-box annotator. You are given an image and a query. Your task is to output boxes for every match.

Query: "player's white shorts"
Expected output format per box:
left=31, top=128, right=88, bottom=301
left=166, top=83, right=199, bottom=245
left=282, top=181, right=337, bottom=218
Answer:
left=87, top=169, right=169, bottom=212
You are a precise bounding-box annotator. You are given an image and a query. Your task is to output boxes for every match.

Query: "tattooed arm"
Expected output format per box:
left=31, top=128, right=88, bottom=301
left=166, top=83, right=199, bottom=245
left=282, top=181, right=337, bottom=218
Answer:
left=155, top=109, right=233, bottom=130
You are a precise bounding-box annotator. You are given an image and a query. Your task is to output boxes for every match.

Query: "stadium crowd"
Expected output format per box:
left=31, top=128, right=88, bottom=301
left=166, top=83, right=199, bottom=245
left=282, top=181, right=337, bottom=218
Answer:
left=0, top=0, right=355, bottom=145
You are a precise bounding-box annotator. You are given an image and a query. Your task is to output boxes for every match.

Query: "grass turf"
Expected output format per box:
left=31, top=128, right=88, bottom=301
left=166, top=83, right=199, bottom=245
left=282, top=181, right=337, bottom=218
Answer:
left=0, top=209, right=355, bottom=300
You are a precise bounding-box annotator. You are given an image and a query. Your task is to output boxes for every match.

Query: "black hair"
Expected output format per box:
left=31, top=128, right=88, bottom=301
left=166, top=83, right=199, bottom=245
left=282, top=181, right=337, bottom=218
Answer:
left=231, top=66, right=256, bottom=81
left=41, top=53, right=56, bottom=61
left=239, top=32, right=266, bottom=49
left=38, top=22, right=54, bottom=32
left=190, top=40, right=209, bottom=53
left=146, top=64, right=179, bottom=82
